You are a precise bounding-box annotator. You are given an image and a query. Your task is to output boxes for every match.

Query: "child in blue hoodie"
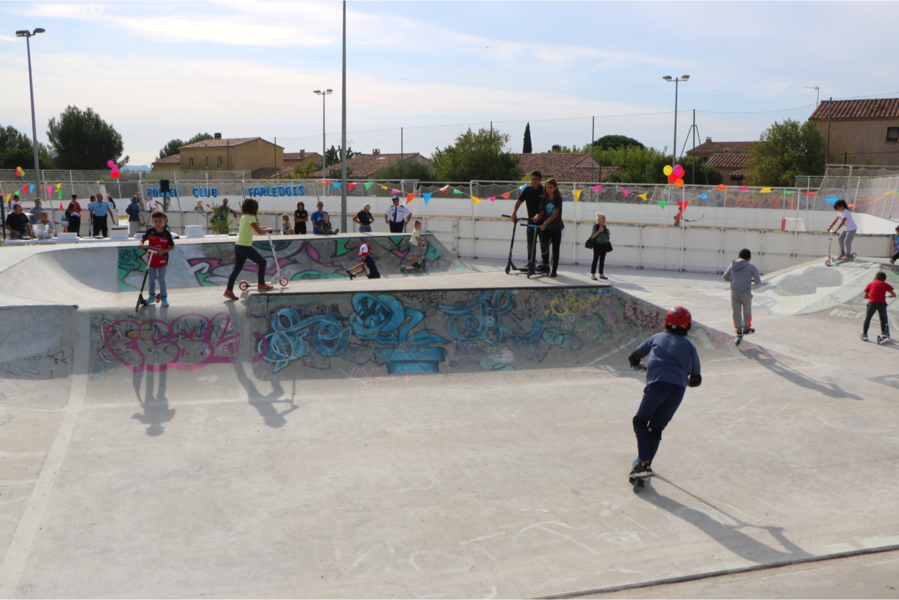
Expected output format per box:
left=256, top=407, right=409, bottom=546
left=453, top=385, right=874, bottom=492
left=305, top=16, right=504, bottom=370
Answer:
left=890, top=225, right=899, bottom=265
left=723, top=248, right=762, bottom=334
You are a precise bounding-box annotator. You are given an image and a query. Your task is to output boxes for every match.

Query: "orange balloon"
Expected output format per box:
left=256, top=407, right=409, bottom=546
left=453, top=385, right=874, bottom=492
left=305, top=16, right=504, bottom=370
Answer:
left=675, top=178, right=684, bottom=188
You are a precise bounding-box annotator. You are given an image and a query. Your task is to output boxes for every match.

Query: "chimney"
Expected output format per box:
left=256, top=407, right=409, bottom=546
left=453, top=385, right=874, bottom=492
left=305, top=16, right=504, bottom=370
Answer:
left=373, top=149, right=380, bottom=155
left=551, top=144, right=561, bottom=153
left=705, top=137, right=711, bottom=143
left=214, top=133, right=222, bottom=140
left=300, top=149, right=305, bottom=158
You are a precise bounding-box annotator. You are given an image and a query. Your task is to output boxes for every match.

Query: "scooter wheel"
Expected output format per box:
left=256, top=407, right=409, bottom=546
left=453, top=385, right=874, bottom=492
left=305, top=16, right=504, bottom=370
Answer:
left=505, top=263, right=511, bottom=274
left=238, top=281, right=250, bottom=292
left=850, top=253, right=858, bottom=259
left=824, top=259, right=832, bottom=267
left=400, top=266, right=406, bottom=272
left=279, top=277, right=289, bottom=287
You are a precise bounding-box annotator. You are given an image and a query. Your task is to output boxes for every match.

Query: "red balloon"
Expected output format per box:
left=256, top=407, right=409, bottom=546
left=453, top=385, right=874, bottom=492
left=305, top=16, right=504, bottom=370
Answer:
left=667, top=174, right=677, bottom=184
left=111, top=171, right=121, bottom=179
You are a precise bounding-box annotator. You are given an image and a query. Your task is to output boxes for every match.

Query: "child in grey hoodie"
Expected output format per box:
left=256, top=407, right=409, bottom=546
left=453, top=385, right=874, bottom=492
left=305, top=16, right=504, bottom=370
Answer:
left=723, top=248, right=762, bottom=334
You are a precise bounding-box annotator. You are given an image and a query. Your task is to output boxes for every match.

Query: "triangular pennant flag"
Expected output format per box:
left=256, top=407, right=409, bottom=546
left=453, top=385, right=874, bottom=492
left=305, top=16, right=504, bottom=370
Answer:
left=453, top=189, right=464, bottom=195
left=440, top=185, right=450, bottom=195
left=501, top=191, right=511, bottom=199
left=621, top=188, right=629, bottom=197
left=760, top=187, right=772, bottom=193
left=331, top=182, right=342, bottom=190
left=59, top=202, right=64, bottom=210
left=740, top=186, right=749, bottom=192
left=784, top=190, right=793, bottom=195
left=406, top=193, right=415, bottom=204
left=678, top=201, right=689, bottom=211
left=591, top=185, right=602, bottom=192
left=716, top=184, right=728, bottom=191
left=488, top=196, right=496, bottom=201
left=804, top=191, right=816, bottom=196
left=519, top=184, right=527, bottom=190
left=574, top=190, right=582, bottom=202
left=472, top=196, right=482, bottom=204
left=423, top=192, right=432, bottom=205
left=698, top=192, right=708, bottom=200
left=825, top=197, right=839, bottom=204
left=58, top=189, right=63, bottom=199
left=55, top=183, right=62, bottom=192
left=23, top=185, right=29, bottom=194
left=348, top=183, right=356, bottom=191
left=364, top=182, right=373, bottom=190
left=391, top=188, right=402, bottom=195
left=657, top=200, right=667, bottom=209
left=46, top=186, right=52, bottom=196
left=380, top=185, right=388, bottom=190
left=320, top=180, right=330, bottom=185
left=638, top=193, right=647, bottom=202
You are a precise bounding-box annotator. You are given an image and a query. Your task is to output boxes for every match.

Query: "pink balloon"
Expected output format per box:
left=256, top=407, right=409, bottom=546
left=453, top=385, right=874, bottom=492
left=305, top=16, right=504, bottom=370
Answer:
left=672, top=165, right=684, bottom=177
left=107, top=160, right=116, bottom=169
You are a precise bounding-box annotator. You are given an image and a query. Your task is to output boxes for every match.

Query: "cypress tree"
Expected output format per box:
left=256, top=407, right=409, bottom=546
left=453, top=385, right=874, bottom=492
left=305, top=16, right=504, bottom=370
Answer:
left=523, top=122, right=532, bottom=154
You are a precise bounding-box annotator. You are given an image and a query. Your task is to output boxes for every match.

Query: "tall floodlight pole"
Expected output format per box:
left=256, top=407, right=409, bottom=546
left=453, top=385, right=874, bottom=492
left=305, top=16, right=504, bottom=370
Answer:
left=313, top=89, right=332, bottom=178
left=663, top=75, right=689, bottom=167
left=16, top=28, right=46, bottom=202
left=340, top=0, right=348, bottom=232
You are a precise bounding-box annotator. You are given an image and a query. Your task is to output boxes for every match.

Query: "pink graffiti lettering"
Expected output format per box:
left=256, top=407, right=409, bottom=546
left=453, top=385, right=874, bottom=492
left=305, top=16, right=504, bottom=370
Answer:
left=100, top=313, right=239, bottom=373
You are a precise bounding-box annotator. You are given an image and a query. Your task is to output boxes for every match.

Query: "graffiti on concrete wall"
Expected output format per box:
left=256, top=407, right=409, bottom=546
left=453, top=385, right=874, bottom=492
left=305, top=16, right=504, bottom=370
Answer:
left=250, top=287, right=667, bottom=378
left=96, top=313, right=239, bottom=373
left=0, top=346, right=74, bottom=380
left=117, top=235, right=459, bottom=292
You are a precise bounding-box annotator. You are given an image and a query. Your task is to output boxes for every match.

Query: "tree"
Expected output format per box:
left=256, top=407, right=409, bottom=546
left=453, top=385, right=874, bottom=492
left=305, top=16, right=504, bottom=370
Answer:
left=0, top=124, right=55, bottom=169
left=523, top=122, right=533, bottom=154
left=47, top=106, right=128, bottom=169
left=744, top=119, right=825, bottom=187
left=593, top=145, right=671, bottom=184
left=156, top=132, right=213, bottom=161
left=282, top=161, right=321, bottom=179
left=325, top=144, right=360, bottom=167
left=432, top=128, right=523, bottom=181
left=592, top=135, right=645, bottom=152
left=676, top=156, right=723, bottom=186
left=373, top=159, right=436, bottom=182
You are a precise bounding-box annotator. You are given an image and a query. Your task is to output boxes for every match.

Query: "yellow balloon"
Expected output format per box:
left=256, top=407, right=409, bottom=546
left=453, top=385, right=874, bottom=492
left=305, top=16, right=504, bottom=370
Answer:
left=663, top=165, right=673, bottom=176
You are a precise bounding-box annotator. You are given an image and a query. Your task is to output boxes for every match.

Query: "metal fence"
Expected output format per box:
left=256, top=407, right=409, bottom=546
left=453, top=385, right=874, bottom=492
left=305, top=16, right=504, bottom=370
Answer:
left=816, top=165, right=899, bottom=219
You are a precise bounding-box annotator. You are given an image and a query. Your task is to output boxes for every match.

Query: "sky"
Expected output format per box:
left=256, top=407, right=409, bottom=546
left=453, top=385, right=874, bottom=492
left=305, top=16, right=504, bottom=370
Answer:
left=2, top=1, right=899, bottom=167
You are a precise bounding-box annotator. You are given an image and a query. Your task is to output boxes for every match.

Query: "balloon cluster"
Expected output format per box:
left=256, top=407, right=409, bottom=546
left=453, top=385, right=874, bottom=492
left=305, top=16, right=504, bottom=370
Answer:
left=107, top=160, right=121, bottom=179
left=15, top=166, right=23, bottom=177
left=663, top=164, right=685, bottom=188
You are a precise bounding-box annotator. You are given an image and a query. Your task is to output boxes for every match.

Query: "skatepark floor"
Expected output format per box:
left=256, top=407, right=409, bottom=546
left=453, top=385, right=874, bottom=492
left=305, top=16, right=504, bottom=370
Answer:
left=1, top=251, right=898, bottom=598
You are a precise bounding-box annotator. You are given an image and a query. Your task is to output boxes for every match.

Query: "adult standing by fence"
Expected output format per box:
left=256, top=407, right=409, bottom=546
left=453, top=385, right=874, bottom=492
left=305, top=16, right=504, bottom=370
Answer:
left=589, top=212, right=610, bottom=280
left=126, top=196, right=142, bottom=238
left=385, top=195, right=411, bottom=234
left=354, top=203, right=374, bottom=233
left=89, top=194, right=111, bottom=237
left=537, top=178, right=565, bottom=278
left=511, top=171, right=549, bottom=273
left=68, top=194, right=82, bottom=236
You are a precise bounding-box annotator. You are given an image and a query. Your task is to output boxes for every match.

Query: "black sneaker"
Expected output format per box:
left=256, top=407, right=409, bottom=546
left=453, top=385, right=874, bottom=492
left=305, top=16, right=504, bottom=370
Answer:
left=549, top=271, right=558, bottom=278
left=536, top=264, right=550, bottom=273
left=736, top=328, right=743, bottom=335
left=744, top=328, right=755, bottom=334
left=629, top=462, right=653, bottom=479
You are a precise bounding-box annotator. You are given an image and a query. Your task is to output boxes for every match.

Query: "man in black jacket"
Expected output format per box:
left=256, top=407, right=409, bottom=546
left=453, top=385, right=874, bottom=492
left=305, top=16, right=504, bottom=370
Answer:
left=510, top=171, right=549, bottom=272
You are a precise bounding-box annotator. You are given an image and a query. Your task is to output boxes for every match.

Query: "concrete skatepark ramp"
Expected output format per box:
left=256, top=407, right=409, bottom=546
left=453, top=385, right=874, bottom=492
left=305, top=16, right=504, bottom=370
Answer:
left=2, top=241, right=899, bottom=597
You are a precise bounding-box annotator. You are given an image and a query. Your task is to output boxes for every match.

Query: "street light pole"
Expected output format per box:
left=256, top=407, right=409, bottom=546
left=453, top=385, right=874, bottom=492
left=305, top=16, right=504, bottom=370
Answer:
left=340, top=0, right=348, bottom=232
left=16, top=28, right=45, bottom=204
left=313, top=89, right=332, bottom=179
left=663, top=75, right=689, bottom=167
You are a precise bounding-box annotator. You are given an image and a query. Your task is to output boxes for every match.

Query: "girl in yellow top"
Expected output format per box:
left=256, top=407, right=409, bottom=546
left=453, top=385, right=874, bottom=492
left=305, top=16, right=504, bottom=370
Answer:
left=224, top=199, right=274, bottom=300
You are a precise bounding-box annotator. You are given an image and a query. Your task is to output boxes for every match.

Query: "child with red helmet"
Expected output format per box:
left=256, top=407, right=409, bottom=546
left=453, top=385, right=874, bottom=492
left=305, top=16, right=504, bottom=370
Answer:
left=345, top=243, right=381, bottom=280
left=627, top=306, right=702, bottom=482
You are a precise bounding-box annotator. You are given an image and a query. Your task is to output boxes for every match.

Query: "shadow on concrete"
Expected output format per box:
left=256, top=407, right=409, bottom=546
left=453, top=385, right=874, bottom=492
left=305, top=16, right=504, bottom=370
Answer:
left=227, top=301, right=297, bottom=428
left=869, top=374, right=899, bottom=390
left=741, top=346, right=862, bottom=400
left=131, top=368, right=175, bottom=436
left=640, top=476, right=813, bottom=564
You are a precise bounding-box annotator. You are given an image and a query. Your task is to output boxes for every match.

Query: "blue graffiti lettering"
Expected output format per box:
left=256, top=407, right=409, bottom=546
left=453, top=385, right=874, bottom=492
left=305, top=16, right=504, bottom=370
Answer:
left=259, top=309, right=350, bottom=373
left=439, top=290, right=544, bottom=345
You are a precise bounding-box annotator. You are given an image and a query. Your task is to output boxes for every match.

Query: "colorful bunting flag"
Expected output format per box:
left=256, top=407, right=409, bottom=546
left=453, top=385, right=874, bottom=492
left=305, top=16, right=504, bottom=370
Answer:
left=501, top=191, right=511, bottom=199
left=657, top=200, right=667, bottom=209
left=760, top=187, right=772, bottom=193
left=55, top=183, right=62, bottom=192
left=423, top=192, right=432, bottom=205
left=519, top=184, right=527, bottom=190
left=678, top=201, right=689, bottom=211
left=698, top=192, right=708, bottom=200
left=453, top=189, right=464, bottom=195
left=46, top=186, right=52, bottom=196
left=574, top=190, right=582, bottom=202
left=331, top=182, right=341, bottom=190
left=784, top=190, right=793, bottom=195
left=380, top=185, right=389, bottom=190
left=488, top=196, right=496, bottom=201
left=406, top=193, right=415, bottom=204
left=22, top=185, right=29, bottom=194
left=441, top=185, right=450, bottom=195
left=472, top=196, right=482, bottom=204
left=348, top=183, right=356, bottom=191
left=638, top=193, right=647, bottom=202
left=591, top=185, right=602, bottom=192
left=391, top=188, right=402, bottom=195
left=364, top=182, right=374, bottom=190
left=825, top=197, right=839, bottom=204
left=716, top=184, right=728, bottom=191
left=804, top=191, right=816, bottom=196
left=621, top=188, right=629, bottom=197
left=883, top=191, right=897, bottom=196
left=59, top=203, right=64, bottom=210
left=739, top=186, right=749, bottom=192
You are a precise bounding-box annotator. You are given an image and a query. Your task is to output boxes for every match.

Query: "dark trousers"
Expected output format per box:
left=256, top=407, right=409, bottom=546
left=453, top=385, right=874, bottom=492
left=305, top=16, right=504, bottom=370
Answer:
left=634, top=381, right=686, bottom=464
left=92, top=215, right=108, bottom=237
left=227, top=244, right=268, bottom=291
left=591, top=247, right=607, bottom=275
left=542, top=229, right=562, bottom=273
left=68, top=216, right=81, bottom=236
left=526, top=225, right=549, bottom=265
left=892, top=250, right=899, bottom=262
left=863, top=302, right=888, bottom=335
left=294, top=223, right=306, bottom=235
left=389, top=222, right=406, bottom=234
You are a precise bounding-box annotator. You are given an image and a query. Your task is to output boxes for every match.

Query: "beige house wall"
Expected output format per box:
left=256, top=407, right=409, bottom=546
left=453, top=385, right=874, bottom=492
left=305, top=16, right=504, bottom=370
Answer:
left=814, top=120, right=899, bottom=166
left=179, top=140, right=283, bottom=172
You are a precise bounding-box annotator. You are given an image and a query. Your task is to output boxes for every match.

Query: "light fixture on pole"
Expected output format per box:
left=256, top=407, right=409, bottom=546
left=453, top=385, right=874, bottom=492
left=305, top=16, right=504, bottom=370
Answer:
left=803, top=86, right=820, bottom=106
left=16, top=27, right=45, bottom=204
left=313, top=89, right=332, bottom=179
left=663, top=75, right=689, bottom=167
left=340, top=0, right=348, bottom=232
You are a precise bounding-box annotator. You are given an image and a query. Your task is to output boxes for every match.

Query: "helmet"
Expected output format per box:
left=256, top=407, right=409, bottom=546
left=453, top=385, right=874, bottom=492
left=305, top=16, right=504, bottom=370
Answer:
left=664, top=306, right=692, bottom=331
left=358, top=243, right=371, bottom=257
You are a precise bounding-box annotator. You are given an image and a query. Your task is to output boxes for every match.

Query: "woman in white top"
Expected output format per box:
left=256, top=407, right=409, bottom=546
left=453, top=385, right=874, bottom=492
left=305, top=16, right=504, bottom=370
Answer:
left=826, top=199, right=858, bottom=259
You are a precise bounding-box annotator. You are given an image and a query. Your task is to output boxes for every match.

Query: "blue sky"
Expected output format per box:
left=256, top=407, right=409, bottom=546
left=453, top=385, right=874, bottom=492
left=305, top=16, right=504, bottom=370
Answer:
left=2, top=1, right=898, bottom=166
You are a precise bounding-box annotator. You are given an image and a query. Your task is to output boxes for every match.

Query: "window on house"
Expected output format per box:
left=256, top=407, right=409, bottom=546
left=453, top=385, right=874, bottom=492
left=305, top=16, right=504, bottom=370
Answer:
left=888, top=127, right=899, bottom=142
left=218, top=156, right=223, bottom=168
left=189, top=157, right=194, bottom=169
left=205, top=156, right=209, bottom=166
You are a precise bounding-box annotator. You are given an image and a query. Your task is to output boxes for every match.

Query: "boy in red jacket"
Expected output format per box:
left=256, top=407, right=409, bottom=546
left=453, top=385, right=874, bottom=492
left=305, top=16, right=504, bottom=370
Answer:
left=861, top=272, right=895, bottom=342
left=139, top=211, right=175, bottom=307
